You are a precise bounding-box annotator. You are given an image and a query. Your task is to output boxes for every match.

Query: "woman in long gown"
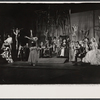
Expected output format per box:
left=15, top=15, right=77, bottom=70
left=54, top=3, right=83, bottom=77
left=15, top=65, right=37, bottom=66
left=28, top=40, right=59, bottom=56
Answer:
left=60, top=39, right=68, bottom=57
left=69, top=41, right=76, bottom=61
left=83, top=37, right=89, bottom=52
left=39, top=42, right=45, bottom=58
left=69, top=25, right=78, bottom=61
left=56, top=36, right=61, bottom=56
left=1, top=34, right=13, bottom=63
left=82, top=37, right=100, bottom=65
left=28, top=42, right=39, bottom=66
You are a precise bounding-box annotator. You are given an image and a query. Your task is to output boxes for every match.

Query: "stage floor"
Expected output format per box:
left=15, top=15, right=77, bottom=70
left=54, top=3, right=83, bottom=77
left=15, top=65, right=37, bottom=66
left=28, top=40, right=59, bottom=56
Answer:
left=1, top=57, right=82, bottom=69
left=0, top=60, right=100, bottom=84
left=1, top=60, right=82, bottom=70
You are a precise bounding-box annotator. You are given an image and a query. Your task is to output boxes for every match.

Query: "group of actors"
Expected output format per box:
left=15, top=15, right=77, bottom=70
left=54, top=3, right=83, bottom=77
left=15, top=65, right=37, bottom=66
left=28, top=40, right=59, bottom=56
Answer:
left=0, top=29, right=70, bottom=66
left=69, top=36, right=100, bottom=65
left=1, top=28, right=100, bottom=66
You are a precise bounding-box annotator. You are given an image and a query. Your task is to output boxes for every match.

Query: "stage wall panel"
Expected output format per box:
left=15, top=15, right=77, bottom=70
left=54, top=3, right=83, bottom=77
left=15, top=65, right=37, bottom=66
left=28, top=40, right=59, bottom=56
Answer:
left=94, top=10, right=100, bottom=43
left=35, top=10, right=100, bottom=43
left=70, top=11, right=93, bottom=41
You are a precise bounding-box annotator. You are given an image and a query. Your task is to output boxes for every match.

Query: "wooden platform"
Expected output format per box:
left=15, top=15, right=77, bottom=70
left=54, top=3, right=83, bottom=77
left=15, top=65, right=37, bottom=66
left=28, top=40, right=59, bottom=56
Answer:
left=38, top=58, right=67, bottom=64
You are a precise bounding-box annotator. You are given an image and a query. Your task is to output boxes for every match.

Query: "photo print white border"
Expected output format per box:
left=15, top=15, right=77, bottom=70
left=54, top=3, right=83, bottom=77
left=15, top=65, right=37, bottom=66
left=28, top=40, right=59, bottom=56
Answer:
left=0, top=1, right=100, bottom=98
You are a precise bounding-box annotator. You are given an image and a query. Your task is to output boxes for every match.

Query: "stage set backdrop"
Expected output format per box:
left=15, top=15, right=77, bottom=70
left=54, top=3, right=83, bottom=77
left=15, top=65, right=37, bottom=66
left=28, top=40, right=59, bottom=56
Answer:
left=35, top=10, right=100, bottom=44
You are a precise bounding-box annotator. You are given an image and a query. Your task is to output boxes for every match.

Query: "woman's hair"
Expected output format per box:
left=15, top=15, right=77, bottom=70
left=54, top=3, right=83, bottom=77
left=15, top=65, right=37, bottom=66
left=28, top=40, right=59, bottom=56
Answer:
left=76, top=41, right=79, bottom=44
left=8, top=34, right=11, bottom=37
left=32, top=42, right=36, bottom=47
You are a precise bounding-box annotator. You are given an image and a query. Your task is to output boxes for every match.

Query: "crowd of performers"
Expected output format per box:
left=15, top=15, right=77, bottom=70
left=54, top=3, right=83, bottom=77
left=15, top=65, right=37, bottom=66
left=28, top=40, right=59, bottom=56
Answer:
left=69, top=36, right=100, bottom=66
left=1, top=28, right=100, bottom=66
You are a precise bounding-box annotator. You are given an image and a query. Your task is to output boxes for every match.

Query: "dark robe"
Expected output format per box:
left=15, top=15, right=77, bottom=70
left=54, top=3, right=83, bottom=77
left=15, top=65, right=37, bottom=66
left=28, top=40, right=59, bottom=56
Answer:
left=39, top=45, right=44, bottom=58
left=23, top=46, right=30, bottom=61
left=75, top=45, right=86, bottom=62
left=64, top=41, right=69, bottom=58
left=11, top=34, right=17, bottom=61
left=98, top=42, right=100, bottom=49
left=11, top=34, right=20, bottom=61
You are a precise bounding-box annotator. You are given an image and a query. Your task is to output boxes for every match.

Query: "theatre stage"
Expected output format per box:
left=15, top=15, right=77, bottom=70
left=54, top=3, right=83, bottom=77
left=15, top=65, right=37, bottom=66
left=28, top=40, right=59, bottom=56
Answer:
left=0, top=58, right=100, bottom=84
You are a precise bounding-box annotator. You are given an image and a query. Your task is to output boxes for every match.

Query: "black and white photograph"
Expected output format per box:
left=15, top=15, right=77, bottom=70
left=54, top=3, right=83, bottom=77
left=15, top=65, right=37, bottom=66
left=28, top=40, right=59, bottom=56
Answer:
left=0, top=3, right=100, bottom=84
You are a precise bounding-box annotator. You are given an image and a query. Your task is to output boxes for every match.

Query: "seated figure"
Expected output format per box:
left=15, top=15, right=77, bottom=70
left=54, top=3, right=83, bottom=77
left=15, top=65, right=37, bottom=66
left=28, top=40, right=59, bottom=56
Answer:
left=74, top=41, right=86, bottom=65
left=39, top=42, right=45, bottom=58
left=82, top=37, right=100, bottom=65
left=44, top=40, right=50, bottom=57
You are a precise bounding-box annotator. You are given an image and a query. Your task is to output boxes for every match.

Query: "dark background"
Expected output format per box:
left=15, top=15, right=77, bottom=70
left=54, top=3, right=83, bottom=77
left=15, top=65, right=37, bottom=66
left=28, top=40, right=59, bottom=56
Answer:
left=0, top=3, right=100, bottom=44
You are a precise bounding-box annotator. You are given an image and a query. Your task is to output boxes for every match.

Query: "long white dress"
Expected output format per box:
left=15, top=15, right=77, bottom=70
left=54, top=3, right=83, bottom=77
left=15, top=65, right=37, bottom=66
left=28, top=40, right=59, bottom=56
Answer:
left=60, top=42, right=66, bottom=57
left=60, top=47, right=65, bottom=56
left=4, top=37, right=12, bottom=44
left=1, top=37, right=13, bottom=63
left=82, top=42, right=100, bottom=65
left=69, top=42, right=76, bottom=61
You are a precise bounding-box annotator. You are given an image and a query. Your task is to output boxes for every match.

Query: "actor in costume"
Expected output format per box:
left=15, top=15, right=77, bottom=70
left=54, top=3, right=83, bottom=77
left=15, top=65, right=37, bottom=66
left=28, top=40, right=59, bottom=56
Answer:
left=25, top=35, right=38, bottom=46
left=82, top=37, right=100, bottom=65
left=60, top=39, right=67, bottom=57
left=23, top=43, right=30, bottom=61
left=17, top=44, right=24, bottom=61
left=39, top=42, right=45, bottom=58
left=1, top=34, right=13, bottom=63
left=56, top=36, right=61, bottom=56
left=69, top=41, right=76, bottom=61
left=12, top=28, right=22, bottom=61
left=69, top=25, right=78, bottom=61
left=52, top=37, right=57, bottom=53
left=44, top=40, right=50, bottom=57
left=74, top=41, right=86, bottom=65
left=28, top=42, right=39, bottom=66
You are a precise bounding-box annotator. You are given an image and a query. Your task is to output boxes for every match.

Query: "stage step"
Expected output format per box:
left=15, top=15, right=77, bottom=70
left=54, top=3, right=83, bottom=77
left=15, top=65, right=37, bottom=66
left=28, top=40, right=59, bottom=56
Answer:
left=38, top=58, right=67, bottom=64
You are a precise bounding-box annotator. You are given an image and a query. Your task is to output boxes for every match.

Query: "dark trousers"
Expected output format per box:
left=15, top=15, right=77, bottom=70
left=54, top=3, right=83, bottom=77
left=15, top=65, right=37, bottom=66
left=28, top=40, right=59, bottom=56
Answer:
left=49, top=48, right=53, bottom=57
left=24, top=49, right=29, bottom=61
left=75, top=52, right=81, bottom=63
left=11, top=48, right=18, bottom=61
left=40, top=49, right=44, bottom=58
left=75, top=52, right=86, bottom=63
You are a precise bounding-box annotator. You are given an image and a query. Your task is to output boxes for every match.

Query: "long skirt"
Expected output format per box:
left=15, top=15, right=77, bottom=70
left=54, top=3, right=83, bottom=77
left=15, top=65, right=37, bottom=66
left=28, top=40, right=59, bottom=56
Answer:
left=82, top=49, right=100, bottom=65
left=69, top=48, right=75, bottom=61
left=28, top=49, right=39, bottom=64
left=60, top=48, right=65, bottom=56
